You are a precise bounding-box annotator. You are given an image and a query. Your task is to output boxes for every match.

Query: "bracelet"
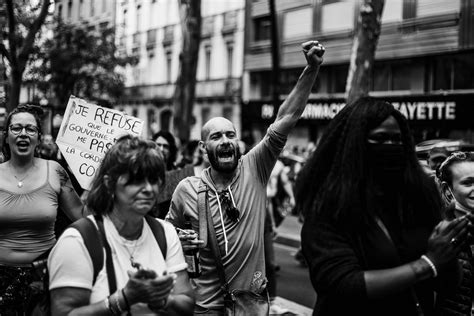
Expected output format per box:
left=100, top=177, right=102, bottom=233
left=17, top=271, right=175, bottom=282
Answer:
left=108, top=293, right=123, bottom=315
left=420, top=255, right=438, bottom=278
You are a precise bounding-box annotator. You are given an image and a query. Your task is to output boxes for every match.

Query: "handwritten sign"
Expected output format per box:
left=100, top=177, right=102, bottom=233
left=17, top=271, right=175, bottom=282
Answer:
left=56, top=96, right=144, bottom=190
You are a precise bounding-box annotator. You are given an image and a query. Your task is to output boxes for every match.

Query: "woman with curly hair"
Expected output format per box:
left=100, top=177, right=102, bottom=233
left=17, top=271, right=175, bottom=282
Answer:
left=297, top=97, right=470, bottom=316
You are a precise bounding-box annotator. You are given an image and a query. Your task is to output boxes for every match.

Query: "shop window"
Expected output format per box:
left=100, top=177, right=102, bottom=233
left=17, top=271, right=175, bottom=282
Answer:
left=332, top=65, right=349, bottom=93
left=392, top=63, right=412, bottom=91
left=432, top=58, right=452, bottom=91
left=453, top=54, right=474, bottom=89
left=372, top=64, right=390, bottom=91
left=253, top=16, right=271, bottom=41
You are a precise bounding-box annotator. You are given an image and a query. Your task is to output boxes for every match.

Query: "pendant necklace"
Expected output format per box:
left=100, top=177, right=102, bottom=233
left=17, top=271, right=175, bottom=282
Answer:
left=125, top=236, right=142, bottom=269
left=10, top=164, right=32, bottom=188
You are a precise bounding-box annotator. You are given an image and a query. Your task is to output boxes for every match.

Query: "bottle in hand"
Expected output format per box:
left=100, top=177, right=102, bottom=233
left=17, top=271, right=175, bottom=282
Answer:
left=183, top=217, right=201, bottom=278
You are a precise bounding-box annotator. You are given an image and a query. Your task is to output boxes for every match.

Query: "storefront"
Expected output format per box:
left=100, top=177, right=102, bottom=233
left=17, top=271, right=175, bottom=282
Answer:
left=242, top=93, right=474, bottom=147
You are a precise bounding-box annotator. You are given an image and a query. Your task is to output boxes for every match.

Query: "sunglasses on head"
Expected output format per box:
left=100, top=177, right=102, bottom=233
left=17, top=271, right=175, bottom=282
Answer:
left=218, top=189, right=240, bottom=222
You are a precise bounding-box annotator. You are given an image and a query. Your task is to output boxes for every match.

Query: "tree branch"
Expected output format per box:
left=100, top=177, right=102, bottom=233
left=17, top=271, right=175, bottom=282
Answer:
left=17, top=0, right=51, bottom=69
left=6, top=0, right=18, bottom=69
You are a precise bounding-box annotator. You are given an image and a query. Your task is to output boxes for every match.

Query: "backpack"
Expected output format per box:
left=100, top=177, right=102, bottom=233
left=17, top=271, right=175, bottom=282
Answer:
left=30, top=215, right=167, bottom=315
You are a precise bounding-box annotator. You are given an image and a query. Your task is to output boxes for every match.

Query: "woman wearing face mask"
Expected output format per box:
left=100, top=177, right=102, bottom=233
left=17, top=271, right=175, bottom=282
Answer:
left=296, top=97, right=469, bottom=316
left=435, top=151, right=474, bottom=316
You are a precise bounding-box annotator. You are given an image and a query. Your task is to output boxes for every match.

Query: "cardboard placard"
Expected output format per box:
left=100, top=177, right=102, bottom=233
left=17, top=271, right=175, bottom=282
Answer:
left=56, top=96, right=144, bottom=190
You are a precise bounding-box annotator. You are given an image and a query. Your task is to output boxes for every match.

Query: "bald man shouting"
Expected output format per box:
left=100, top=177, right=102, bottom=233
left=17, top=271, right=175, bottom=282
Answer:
left=166, top=40, right=325, bottom=314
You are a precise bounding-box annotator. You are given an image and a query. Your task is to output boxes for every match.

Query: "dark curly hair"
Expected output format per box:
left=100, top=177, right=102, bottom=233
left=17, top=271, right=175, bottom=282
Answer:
left=2, top=105, right=44, bottom=160
left=86, top=134, right=166, bottom=215
left=296, top=97, right=442, bottom=231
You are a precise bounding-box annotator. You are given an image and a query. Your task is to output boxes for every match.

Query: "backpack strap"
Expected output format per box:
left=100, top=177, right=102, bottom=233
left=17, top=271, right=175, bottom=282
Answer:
left=145, top=215, right=167, bottom=259
left=70, top=217, right=103, bottom=284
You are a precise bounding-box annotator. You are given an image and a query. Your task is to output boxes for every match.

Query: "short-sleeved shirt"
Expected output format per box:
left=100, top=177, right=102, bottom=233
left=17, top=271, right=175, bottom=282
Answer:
left=48, top=215, right=187, bottom=315
left=166, top=125, right=287, bottom=310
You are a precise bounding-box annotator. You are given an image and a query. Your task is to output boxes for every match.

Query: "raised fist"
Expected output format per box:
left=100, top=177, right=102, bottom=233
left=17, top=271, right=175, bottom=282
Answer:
left=302, top=40, right=325, bottom=66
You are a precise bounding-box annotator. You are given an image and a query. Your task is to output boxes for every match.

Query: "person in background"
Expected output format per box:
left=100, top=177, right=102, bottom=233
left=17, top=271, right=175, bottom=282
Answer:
left=435, top=151, right=474, bottom=316
left=167, top=40, right=325, bottom=313
left=427, top=146, right=449, bottom=177
left=48, top=135, right=194, bottom=315
left=0, top=105, right=84, bottom=314
left=153, top=130, right=178, bottom=171
left=297, top=97, right=469, bottom=316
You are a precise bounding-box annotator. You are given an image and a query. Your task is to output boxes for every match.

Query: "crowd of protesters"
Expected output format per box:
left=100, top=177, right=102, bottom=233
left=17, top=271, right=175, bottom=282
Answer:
left=1, top=39, right=474, bottom=316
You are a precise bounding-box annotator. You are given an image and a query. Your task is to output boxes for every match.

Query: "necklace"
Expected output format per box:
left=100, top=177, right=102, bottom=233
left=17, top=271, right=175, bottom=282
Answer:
left=124, top=237, right=142, bottom=269
left=9, top=164, right=33, bottom=188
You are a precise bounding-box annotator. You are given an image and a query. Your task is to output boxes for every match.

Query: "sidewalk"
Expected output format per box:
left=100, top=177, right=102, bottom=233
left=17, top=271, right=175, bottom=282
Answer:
left=275, top=215, right=302, bottom=248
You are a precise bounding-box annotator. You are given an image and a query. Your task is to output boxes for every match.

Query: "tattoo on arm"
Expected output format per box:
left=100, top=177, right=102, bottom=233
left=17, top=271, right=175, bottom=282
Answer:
left=56, top=167, right=75, bottom=193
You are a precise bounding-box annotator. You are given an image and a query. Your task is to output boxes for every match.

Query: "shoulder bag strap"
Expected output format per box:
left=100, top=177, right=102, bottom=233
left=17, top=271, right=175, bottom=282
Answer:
left=145, top=215, right=167, bottom=259
left=198, top=182, right=209, bottom=249
left=94, top=215, right=117, bottom=295
left=70, top=217, right=103, bottom=284
left=204, top=185, right=230, bottom=292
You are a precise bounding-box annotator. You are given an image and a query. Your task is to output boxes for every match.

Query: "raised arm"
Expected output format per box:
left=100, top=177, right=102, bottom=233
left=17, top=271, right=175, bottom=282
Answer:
left=272, top=40, right=325, bottom=136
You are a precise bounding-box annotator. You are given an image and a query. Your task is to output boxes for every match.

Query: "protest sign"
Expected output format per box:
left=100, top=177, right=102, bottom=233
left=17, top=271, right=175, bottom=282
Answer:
left=56, top=96, right=144, bottom=190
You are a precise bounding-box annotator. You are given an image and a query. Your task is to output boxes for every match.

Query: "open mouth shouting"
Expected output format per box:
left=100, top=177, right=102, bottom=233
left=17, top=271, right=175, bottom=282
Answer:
left=15, top=140, right=31, bottom=152
left=217, top=147, right=236, bottom=164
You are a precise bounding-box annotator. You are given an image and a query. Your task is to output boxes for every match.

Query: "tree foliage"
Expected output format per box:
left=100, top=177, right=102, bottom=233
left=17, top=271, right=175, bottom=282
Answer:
left=0, top=0, right=50, bottom=112
left=29, top=21, right=137, bottom=108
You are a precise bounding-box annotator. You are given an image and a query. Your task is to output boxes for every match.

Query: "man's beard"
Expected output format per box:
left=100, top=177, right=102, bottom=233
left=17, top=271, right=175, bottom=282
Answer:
left=207, top=145, right=241, bottom=173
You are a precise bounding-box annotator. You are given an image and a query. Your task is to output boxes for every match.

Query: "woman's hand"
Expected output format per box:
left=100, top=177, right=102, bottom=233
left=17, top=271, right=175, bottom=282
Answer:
left=123, top=269, right=175, bottom=306
left=426, top=216, right=469, bottom=270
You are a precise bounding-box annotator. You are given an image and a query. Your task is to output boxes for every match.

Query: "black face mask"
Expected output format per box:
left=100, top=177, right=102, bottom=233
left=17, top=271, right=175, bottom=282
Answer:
left=367, top=143, right=407, bottom=181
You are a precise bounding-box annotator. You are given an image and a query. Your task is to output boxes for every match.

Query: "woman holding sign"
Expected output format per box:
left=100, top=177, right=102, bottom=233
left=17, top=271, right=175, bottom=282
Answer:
left=48, top=135, right=194, bottom=315
left=0, top=105, right=84, bottom=314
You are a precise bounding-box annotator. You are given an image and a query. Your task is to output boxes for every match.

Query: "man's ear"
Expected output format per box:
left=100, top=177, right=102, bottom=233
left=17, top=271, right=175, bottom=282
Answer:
left=199, top=141, right=207, bottom=155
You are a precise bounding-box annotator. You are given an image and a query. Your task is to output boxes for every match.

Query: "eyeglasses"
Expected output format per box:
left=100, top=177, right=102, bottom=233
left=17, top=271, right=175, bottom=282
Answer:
left=9, top=124, right=39, bottom=136
left=218, top=189, right=240, bottom=222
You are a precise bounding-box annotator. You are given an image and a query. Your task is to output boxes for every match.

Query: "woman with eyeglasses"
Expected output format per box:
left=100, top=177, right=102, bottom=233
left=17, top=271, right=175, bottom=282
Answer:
left=435, top=151, right=474, bottom=316
left=0, top=105, right=84, bottom=314
left=296, top=97, right=469, bottom=316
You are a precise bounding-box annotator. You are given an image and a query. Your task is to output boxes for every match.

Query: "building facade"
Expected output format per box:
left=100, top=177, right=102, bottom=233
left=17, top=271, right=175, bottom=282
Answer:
left=243, top=0, right=474, bottom=148
left=116, top=0, right=245, bottom=140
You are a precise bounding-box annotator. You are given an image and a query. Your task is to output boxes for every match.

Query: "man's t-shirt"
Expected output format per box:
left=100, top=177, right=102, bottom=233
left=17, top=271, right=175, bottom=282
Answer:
left=166, top=125, right=287, bottom=310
